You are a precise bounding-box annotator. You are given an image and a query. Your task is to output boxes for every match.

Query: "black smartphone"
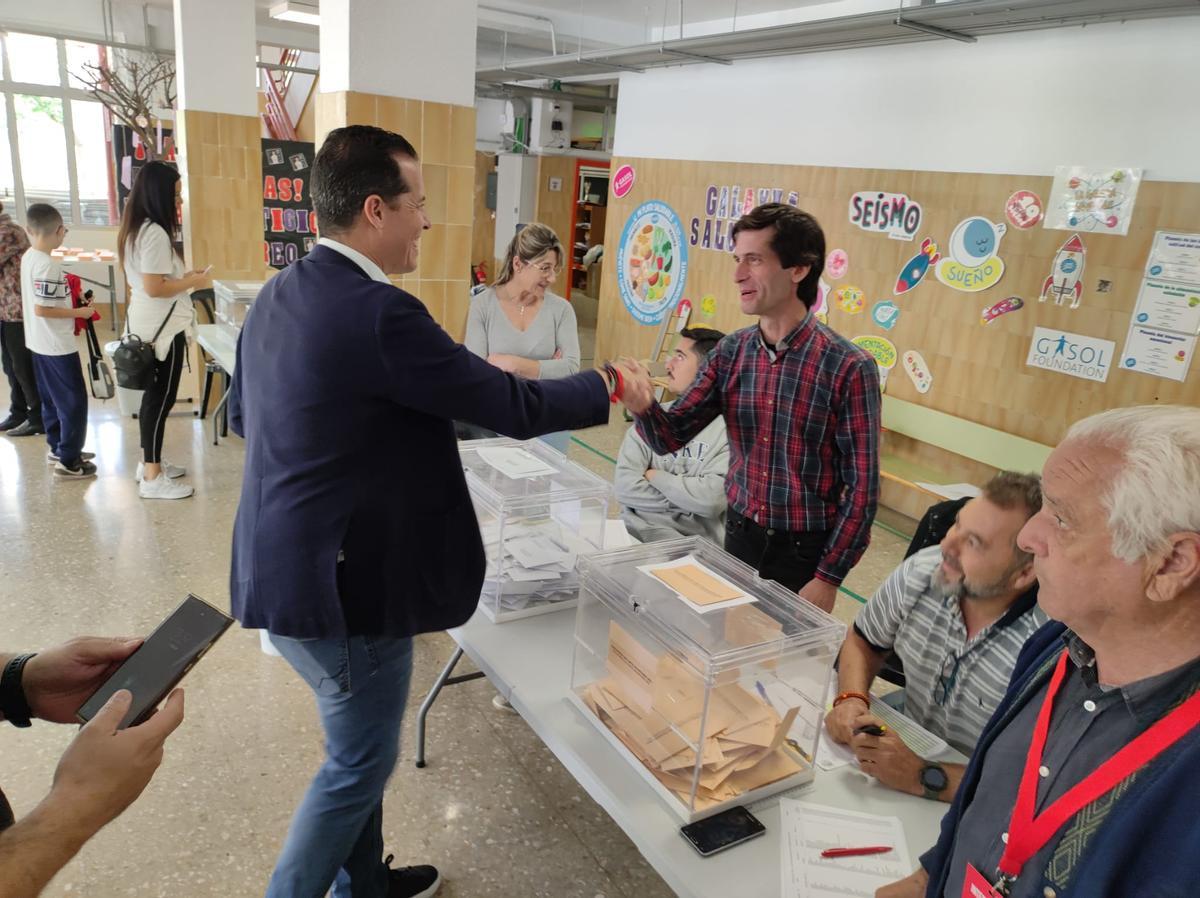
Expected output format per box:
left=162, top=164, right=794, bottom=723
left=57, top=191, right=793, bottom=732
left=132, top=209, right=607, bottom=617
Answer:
left=680, top=805, right=766, bottom=857
left=76, top=594, right=233, bottom=729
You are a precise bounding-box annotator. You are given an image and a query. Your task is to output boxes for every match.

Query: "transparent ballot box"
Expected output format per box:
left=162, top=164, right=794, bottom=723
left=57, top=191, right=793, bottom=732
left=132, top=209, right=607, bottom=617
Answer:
left=568, top=537, right=846, bottom=822
left=213, top=280, right=264, bottom=335
left=460, top=437, right=612, bottom=623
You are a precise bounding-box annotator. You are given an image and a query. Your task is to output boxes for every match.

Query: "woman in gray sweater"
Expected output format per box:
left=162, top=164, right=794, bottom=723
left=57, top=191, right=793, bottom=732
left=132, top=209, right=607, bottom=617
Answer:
left=465, top=223, right=580, bottom=452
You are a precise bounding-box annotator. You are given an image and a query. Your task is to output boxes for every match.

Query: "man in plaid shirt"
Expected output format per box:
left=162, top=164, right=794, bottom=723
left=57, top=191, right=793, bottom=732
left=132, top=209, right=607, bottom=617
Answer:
left=621, top=204, right=881, bottom=611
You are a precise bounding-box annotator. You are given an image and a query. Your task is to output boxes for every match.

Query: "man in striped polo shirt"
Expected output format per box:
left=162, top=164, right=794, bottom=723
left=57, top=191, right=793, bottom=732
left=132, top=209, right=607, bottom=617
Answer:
left=824, top=471, right=1046, bottom=803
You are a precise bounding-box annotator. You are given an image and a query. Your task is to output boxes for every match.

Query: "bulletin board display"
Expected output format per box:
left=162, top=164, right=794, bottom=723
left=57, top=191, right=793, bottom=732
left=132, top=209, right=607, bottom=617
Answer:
left=595, top=156, right=1200, bottom=452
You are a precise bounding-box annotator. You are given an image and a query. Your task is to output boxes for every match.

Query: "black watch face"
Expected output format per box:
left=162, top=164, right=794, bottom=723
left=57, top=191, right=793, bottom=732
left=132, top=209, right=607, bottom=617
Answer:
left=922, top=765, right=949, bottom=792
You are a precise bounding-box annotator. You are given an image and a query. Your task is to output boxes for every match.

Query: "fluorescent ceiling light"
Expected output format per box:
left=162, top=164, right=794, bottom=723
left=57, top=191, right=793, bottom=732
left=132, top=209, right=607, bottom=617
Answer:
left=270, top=1, right=320, bottom=26
left=894, top=16, right=977, bottom=44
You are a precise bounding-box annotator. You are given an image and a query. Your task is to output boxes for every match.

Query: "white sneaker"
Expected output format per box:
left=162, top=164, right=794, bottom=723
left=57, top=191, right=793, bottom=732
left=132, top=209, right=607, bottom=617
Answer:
left=139, top=474, right=194, bottom=500
left=136, top=460, right=187, bottom=480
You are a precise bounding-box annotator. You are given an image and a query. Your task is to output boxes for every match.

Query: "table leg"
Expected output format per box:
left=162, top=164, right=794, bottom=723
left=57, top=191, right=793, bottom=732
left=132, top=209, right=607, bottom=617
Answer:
left=414, top=645, right=486, bottom=768
left=211, top=385, right=230, bottom=446
left=107, top=264, right=117, bottom=332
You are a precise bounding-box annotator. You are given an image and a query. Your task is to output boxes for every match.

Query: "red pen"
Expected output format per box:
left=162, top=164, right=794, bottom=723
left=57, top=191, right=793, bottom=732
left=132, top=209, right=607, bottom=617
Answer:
left=821, top=845, right=893, bottom=858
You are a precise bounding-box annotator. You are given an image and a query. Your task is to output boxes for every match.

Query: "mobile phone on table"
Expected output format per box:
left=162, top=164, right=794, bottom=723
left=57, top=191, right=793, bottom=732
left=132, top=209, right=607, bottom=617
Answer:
left=680, top=805, right=766, bottom=857
left=76, top=594, right=233, bottom=729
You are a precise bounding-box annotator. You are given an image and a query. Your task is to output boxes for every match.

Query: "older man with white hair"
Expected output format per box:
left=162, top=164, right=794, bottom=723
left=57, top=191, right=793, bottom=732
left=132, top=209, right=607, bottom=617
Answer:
left=878, top=404, right=1200, bottom=898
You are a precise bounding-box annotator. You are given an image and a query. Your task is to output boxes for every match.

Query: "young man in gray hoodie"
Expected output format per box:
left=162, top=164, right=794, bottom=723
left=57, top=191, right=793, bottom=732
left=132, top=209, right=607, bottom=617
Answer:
left=616, top=327, right=729, bottom=544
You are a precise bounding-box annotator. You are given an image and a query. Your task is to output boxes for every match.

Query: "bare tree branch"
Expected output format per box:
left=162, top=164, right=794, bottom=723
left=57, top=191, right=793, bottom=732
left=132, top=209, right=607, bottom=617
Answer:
left=74, top=54, right=176, bottom=160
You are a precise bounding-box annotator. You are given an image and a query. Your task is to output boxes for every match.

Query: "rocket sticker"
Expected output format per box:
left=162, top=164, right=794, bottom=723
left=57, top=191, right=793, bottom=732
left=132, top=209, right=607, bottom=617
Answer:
left=1040, top=234, right=1086, bottom=309
left=895, top=238, right=940, bottom=295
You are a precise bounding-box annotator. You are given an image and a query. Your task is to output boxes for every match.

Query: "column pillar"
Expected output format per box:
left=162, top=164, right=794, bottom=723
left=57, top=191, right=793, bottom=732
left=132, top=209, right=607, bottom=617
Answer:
left=173, top=0, right=264, bottom=282
left=317, top=0, right=477, bottom=337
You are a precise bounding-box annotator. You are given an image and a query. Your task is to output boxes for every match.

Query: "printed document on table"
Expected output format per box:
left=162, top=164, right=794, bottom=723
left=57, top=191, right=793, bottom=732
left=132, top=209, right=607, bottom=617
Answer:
left=476, top=445, right=558, bottom=479
left=780, top=801, right=912, bottom=898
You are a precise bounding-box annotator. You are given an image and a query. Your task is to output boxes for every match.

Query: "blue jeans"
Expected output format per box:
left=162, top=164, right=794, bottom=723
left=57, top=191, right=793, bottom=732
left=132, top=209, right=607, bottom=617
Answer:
left=31, top=351, right=87, bottom=466
left=267, top=634, right=414, bottom=898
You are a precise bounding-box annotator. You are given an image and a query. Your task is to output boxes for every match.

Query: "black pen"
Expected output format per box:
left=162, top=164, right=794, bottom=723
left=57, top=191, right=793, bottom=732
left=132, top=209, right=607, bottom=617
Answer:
left=853, top=724, right=887, bottom=737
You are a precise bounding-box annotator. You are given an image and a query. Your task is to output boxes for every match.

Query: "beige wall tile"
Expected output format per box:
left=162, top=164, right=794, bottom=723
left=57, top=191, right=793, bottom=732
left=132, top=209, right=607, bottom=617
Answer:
left=419, top=225, right=448, bottom=279
left=417, top=279, right=447, bottom=322
left=421, top=102, right=451, bottom=164
left=443, top=280, right=471, bottom=341
left=444, top=224, right=473, bottom=282
left=344, top=91, right=378, bottom=125
left=447, top=165, right=474, bottom=227
left=423, top=163, right=449, bottom=224
left=449, top=104, right=475, bottom=167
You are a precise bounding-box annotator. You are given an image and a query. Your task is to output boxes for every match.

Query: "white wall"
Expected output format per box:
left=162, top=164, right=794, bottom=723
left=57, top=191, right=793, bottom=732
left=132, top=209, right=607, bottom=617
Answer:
left=615, top=18, right=1200, bottom=182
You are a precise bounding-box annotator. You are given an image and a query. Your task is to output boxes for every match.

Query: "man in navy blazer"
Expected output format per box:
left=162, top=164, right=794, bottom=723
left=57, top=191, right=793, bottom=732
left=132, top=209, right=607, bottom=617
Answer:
left=229, top=126, right=614, bottom=898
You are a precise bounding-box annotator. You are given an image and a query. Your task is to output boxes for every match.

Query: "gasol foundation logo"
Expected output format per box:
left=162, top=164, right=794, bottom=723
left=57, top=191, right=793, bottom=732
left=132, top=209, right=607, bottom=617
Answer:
left=619, top=200, right=689, bottom=325
left=1025, top=327, right=1114, bottom=383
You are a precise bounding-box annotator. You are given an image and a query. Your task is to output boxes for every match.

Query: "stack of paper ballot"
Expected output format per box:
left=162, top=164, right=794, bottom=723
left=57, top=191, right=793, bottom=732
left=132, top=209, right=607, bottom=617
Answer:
left=579, top=621, right=808, bottom=812
left=479, top=519, right=595, bottom=613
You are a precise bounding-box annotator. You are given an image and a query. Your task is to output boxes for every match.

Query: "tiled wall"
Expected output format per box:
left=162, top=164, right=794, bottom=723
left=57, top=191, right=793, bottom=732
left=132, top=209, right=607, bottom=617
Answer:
left=175, top=110, right=268, bottom=280
left=316, top=91, right=475, bottom=340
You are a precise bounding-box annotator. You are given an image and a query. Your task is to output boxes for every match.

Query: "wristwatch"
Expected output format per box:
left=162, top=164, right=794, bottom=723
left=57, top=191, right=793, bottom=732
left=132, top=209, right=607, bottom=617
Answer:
left=0, top=653, right=37, bottom=728
left=919, top=762, right=949, bottom=800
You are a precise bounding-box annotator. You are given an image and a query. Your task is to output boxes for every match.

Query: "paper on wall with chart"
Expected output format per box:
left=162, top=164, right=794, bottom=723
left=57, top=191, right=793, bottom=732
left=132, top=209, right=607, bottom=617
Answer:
left=780, top=800, right=912, bottom=898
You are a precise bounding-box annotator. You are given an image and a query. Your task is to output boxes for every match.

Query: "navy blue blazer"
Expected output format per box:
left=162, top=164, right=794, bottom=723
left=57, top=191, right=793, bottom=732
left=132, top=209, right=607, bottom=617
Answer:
left=228, top=245, right=610, bottom=638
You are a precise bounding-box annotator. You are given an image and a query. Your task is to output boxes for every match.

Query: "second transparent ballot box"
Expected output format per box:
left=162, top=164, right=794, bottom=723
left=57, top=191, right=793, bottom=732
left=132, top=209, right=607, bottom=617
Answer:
left=459, top=437, right=612, bottom=622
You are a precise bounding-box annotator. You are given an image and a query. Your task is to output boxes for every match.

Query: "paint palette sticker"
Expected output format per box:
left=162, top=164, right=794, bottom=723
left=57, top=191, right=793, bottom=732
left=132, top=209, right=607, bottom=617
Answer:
left=826, top=248, right=849, bottom=280
left=894, top=238, right=940, bottom=295
left=836, top=285, right=865, bottom=315
left=902, top=350, right=933, bottom=394
left=872, top=301, right=900, bottom=330
left=982, top=296, right=1025, bottom=325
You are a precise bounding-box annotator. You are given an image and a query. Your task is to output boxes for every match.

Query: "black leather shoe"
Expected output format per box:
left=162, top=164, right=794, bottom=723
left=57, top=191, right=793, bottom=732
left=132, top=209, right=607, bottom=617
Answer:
left=0, top=415, right=26, bottom=431
left=5, top=420, right=44, bottom=437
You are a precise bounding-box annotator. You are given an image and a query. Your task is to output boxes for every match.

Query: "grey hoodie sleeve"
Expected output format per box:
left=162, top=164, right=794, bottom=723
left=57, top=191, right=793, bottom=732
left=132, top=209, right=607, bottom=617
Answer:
left=614, top=425, right=672, bottom=512
left=536, top=299, right=581, bottom=379
left=647, top=425, right=729, bottom=517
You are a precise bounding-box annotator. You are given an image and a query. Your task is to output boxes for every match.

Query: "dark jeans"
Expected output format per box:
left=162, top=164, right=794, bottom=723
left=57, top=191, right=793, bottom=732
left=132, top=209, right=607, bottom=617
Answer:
left=138, top=332, right=186, bottom=463
left=1, top=321, right=41, bottom=426
left=723, top=508, right=829, bottom=593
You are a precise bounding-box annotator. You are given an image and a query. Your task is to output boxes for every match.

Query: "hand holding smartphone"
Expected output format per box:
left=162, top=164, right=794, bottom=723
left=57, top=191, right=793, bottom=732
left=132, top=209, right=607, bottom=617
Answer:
left=76, top=594, right=233, bottom=729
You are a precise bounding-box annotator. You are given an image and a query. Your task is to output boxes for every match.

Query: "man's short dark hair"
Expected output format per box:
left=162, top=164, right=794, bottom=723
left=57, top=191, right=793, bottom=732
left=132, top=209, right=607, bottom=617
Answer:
left=730, top=203, right=825, bottom=306
left=679, top=326, right=726, bottom=359
left=25, top=203, right=63, bottom=235
left=982, top=470, right=1042, bottom=564
left=312, top=125, right=418, bottom=234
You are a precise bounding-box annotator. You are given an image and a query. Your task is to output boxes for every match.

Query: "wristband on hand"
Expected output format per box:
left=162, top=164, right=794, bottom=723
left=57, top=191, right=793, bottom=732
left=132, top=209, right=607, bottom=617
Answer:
left=0, top=653, right=37, bottom=728
left=832, top=691, right=870, bottom=711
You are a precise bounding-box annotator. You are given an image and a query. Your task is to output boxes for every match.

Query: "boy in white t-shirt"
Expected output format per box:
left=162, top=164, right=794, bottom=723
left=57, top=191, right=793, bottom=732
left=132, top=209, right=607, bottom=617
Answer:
left=20, top=204, right=97, bottom=478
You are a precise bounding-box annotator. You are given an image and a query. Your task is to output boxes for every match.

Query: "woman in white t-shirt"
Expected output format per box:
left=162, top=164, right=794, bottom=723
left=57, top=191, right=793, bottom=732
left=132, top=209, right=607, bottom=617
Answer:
left=117, top=161, right=210, bottom=500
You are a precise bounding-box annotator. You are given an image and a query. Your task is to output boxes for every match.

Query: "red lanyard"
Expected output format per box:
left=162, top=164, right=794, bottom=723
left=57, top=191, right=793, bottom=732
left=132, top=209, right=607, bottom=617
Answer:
left=997, top=651, right=1200, bottom=883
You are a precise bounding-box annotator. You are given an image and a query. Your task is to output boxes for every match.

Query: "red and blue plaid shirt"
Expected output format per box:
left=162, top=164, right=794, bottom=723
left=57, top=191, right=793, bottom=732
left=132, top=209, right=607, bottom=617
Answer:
left=636, top=313, right=881, bottom=585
